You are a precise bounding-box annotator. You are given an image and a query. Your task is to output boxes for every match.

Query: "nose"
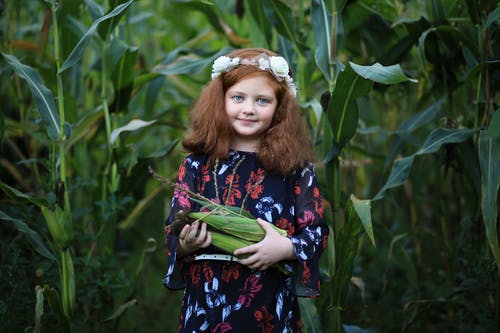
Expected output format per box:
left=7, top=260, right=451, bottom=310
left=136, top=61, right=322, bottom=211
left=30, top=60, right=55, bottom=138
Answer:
left=242, top=101, right=255, bottom=115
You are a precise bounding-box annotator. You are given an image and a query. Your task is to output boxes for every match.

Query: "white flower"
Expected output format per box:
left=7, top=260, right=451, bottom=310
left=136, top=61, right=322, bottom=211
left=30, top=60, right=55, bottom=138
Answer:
left=211, top=56, right=239, bottom=79
left=269, top=56, right=289, bottom=77
left=257, top=57, right=270, bottom=70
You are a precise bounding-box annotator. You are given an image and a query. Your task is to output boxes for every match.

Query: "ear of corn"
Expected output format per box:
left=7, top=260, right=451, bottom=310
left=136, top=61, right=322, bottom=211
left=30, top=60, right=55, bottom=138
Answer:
left=188, top=211, right=287, bottom=242
left=210, top=230, right=289, bottom=275
left=148, top=167, right=290, bottom=274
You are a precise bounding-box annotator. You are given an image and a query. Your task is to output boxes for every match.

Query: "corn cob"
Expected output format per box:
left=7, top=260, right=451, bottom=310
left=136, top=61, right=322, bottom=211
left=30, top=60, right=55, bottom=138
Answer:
left=210, top=230, right=289, bottom=274
left=189, top=211, right=287, bottom=242
left=148, top=166, right=290, bottom=274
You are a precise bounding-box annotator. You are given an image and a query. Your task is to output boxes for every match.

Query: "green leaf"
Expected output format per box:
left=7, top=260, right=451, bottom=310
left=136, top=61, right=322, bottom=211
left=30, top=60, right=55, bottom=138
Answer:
left=263, top=0, right=299, bottom=45
left=59, top=0, right=135, bottom=73
left=40, top=284, right=70, bottom=331
left=152, top=55, right=213, bottom=76
left=97, top=0, right=135, bottom=40
left=0, top=181, right=47, bottom=206
left=152, top=48, right=230, bottom=77
left=395, top=98, right=444, bottom=135
left=245, top=0, right=272, bottom=46
left=103, top=299, right=138, bottom=322
left=330, top=196, right=365, bottom=308
left=34, top=286, right=44, bottom=333
left=350, top=194, right=375, bottom=247
left=2, top=53, right=60, bottom=140
left=171, top=0, right=224, bottom=33
left=328, top=63, right=372, bottom=152
left=135, top=238, right=157, bottom=276
left=374, top=128, right=478, bottom=200
left=418, top=26, right=478, bottom=67
left=110, top=119, right=157, bottom=144
left=312, top=0, right=333, bottom=82
left=299, top=298, right=322, bottom=333
left=358, top=0, right=398, bottom=22
left=464, top=0, right=480, bottom=24
left=388, top=233, right=418, bottom=287
left=415, top=128, right=478, bottom=155
left=0, top=111, right=4, bottom=147
left=349, top=62, right=418, bottom=84
left=60, top=249, right=75, bottom=317
left=478, top=110, right=500, bottom=271
left=374, top=156, right=415, bottom=200
left=485, top=6, right=500, bottom=28
left=0, top=210, right=56, bottom=261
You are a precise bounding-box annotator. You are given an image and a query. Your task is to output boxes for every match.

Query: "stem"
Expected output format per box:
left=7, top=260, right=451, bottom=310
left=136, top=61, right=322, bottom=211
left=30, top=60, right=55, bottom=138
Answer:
left=100, top=40, right=112, bottom=215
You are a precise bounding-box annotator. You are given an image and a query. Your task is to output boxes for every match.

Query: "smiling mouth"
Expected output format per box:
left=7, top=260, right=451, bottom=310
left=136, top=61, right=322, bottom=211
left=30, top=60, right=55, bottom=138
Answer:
left=237, top=118, right=257, bottom=123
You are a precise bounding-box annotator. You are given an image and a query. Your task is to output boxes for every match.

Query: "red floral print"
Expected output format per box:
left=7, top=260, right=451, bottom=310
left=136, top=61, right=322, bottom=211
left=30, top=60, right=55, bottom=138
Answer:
left=213, top=322, right=232, bottom=333
left=294, top=184, right=301, bottom=195
left=297, top=210, right=315, bottom=228
left=254, top=306, right=275, bottom=333
left=173, top=183, right=191, bottom=208
left=245, top=169, right=265, bottom=199
left=203, top=262, right=214, bottom=283
left=238, top=275, right=263, bottom=308
left=178, top=163, right=186, bottom=181
left=301, top=261, right=311, bottom=285
left=223, top=174, right=241, bottom=205
left=276, top=217, right=294, bottom=236
left=221, top=263, right=240, bottom=283
left=187, top=263, right=201, bottom=287
left=198, top=164, right=211, bottom=193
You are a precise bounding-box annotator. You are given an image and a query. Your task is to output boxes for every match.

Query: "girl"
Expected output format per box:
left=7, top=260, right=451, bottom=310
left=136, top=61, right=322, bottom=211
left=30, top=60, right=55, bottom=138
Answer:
left=163, top=47, right=329, bottom=332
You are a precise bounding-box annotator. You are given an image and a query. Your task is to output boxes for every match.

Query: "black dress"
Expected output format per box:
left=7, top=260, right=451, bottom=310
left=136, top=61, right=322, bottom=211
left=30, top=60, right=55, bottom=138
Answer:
left=163, top=150, right=328, bottom=332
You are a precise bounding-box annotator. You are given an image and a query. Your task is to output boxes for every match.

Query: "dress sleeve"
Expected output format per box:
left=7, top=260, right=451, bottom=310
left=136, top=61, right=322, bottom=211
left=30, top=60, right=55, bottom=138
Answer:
left=289, top=163, right=329, bottom=297
left=162, top=155, right=198, bottom=290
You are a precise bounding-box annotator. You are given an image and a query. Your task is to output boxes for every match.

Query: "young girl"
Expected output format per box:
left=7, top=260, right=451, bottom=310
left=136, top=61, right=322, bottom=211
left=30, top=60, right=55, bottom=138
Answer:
left=163, top=47, right=329, bottom=332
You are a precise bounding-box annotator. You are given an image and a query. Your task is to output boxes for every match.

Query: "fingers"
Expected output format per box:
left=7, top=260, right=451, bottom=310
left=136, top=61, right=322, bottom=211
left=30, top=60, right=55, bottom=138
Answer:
left=178, top=221, right=211, bottom=251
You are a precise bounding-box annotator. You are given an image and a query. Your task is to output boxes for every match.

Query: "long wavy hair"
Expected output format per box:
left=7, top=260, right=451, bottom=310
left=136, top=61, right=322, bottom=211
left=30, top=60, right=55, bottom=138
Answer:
left=182, top=48, right=313, bottom=176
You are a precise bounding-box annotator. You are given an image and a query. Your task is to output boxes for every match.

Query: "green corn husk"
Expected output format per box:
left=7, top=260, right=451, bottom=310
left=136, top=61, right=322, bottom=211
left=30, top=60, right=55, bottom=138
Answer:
left=210, top=230, right=289, bottom=275
left=189, top=211, right=287, bottom=242
left=210, top=230, right=254, bottom=254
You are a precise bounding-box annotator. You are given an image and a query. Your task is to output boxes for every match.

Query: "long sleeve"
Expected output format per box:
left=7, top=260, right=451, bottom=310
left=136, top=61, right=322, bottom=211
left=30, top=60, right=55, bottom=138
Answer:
left=162, top=155, right=200, bottom=289
left=289, top=164, right=329, bottom=296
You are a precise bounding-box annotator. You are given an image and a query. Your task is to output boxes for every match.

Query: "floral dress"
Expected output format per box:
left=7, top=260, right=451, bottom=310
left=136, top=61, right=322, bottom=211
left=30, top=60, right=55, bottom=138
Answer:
left=163, top=150, right=329, bottom=333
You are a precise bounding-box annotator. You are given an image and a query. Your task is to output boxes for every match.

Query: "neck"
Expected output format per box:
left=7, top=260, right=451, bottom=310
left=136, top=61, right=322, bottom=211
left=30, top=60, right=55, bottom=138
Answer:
left=230, top=139, right=259, bottom=152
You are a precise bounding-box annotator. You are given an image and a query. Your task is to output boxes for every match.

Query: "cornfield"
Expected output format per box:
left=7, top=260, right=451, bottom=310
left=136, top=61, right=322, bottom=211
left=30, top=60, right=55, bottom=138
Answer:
left=1, top=0, right=498, bottom=332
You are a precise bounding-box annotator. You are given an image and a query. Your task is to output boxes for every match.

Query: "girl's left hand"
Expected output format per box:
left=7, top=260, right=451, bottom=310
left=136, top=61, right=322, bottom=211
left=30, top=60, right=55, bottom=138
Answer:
left=234, top=218, right=296, bottom=271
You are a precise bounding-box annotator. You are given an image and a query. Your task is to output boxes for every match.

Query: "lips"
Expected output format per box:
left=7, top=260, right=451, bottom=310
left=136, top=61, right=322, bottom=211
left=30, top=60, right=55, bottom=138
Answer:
left=237, top=118, right=257, bottom=125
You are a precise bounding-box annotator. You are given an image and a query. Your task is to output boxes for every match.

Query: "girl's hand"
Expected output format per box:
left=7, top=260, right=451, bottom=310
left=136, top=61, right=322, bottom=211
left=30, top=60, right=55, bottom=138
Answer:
left=177, top=220, right=211, bottom=257
left=234, top=218, right=296, bottom=271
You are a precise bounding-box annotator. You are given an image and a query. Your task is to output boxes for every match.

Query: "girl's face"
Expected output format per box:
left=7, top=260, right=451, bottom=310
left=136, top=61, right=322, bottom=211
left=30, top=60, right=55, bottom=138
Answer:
left=224, top=75, right=278, bottom=152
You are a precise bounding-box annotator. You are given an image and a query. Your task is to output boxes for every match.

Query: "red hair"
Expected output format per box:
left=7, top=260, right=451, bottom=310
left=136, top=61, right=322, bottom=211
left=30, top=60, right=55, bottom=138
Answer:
left=182, top=48, right=313, bottom=175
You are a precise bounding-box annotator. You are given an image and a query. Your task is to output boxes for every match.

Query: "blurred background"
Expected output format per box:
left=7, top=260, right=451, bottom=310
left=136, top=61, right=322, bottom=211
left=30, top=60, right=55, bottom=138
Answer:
left=0, top=0, right=498, bottom=332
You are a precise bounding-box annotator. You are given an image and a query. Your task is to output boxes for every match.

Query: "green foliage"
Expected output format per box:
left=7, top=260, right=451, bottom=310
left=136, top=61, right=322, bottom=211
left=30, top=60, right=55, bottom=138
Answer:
left=0, top=0, right=498, bottom=332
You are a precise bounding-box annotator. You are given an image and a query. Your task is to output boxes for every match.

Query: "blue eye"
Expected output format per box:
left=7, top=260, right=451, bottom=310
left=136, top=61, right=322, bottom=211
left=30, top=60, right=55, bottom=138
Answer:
left=232, top=95, right=244, bottom=103
left=257, top=97, right=269, bottom=105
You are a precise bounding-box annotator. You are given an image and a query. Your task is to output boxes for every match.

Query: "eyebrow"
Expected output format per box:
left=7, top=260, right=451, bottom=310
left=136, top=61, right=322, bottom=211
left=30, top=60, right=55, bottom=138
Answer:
left=227, top=90, right=275, bottom=99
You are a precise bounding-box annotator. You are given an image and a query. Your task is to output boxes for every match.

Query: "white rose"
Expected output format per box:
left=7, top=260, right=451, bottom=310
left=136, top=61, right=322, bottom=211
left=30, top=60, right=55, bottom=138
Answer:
left=212, top=56, right=231, bottom=73
left=258, top=58, right=270, bottom=70
left=269, top=56, right=289, bottom=77
left=211, top=56, right=240, bottom=79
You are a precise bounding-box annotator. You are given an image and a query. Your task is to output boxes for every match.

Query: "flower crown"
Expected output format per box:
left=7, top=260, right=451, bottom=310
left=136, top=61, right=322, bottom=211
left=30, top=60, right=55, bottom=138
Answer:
left=211, top=53, right=297, bottom=97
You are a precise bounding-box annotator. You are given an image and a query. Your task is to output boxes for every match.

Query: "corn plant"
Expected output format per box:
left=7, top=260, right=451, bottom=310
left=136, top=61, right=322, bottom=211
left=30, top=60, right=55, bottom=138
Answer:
left=1, top=0, right=498, bottom=332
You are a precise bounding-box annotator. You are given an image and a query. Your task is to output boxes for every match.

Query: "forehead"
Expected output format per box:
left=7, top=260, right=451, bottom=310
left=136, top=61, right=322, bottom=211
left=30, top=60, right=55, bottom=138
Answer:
left=226, top=75, right=278, bottom=95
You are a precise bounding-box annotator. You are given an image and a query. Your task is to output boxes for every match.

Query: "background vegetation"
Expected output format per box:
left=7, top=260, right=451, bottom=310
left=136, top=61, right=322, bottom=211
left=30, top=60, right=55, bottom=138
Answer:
left=1, top=0, right=498, bottom=332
